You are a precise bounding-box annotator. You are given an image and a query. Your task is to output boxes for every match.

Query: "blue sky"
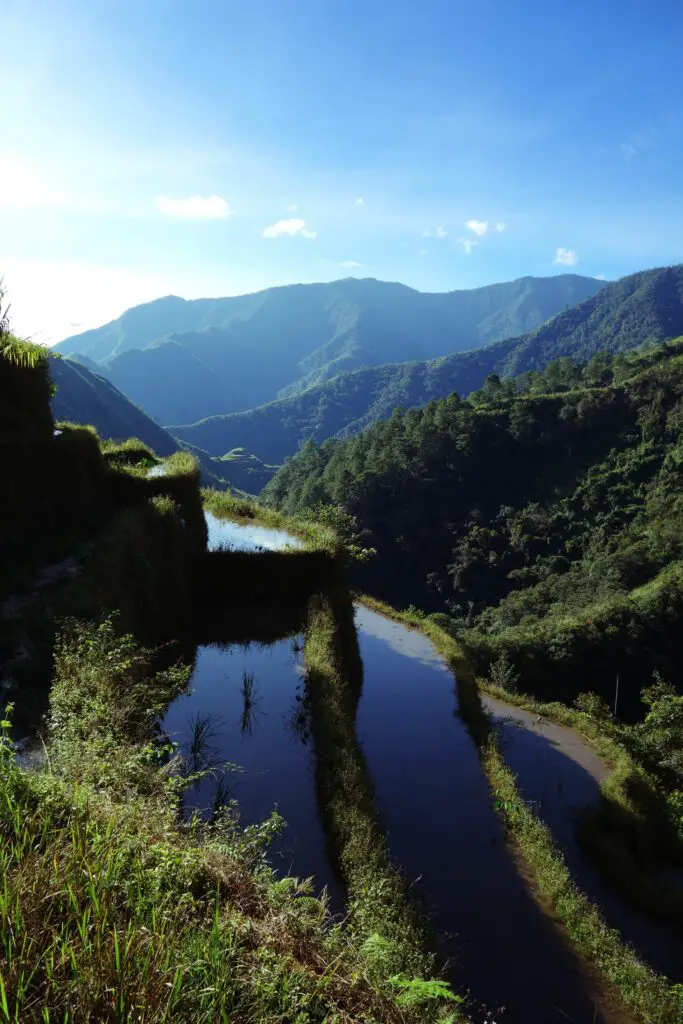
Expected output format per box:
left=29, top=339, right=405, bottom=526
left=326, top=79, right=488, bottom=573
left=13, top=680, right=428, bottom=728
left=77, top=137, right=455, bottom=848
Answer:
left=2, top=0, right=682, bottom=342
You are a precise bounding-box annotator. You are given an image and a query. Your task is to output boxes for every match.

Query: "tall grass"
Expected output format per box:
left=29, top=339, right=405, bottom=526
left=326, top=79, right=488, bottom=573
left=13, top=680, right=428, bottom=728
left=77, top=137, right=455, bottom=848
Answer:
left=0, top=617, right=450, bottom=1023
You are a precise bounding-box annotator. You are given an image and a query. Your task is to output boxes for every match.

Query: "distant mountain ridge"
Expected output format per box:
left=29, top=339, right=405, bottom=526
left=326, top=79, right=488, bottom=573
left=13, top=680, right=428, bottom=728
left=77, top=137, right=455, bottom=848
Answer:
left=50, top=355, right=178, bottom=455
left=55, top=274, right=604, bottom=426
left=169, top=265, right=683, bottom=469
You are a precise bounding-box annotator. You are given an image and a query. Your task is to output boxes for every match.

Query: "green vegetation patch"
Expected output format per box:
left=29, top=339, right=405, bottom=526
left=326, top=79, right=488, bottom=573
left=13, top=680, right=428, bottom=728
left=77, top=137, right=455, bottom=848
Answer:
left=266, top=338, right=683, bottom=712
left=1, top=616, right=436, bottom=1023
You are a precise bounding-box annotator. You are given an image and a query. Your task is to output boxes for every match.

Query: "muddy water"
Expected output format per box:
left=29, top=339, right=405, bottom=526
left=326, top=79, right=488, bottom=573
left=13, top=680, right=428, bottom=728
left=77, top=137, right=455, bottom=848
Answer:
left=354, top=606, right=613, bottom=1024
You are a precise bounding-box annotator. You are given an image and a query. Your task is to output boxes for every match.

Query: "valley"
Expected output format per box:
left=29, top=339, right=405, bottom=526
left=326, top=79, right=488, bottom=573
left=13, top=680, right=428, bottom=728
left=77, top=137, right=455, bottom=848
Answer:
left=3, top=264, right=683, bottom=1023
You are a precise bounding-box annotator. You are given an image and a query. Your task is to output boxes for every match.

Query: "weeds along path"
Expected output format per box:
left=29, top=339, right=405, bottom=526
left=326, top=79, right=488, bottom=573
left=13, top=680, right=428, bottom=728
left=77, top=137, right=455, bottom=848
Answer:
left=483, top=695, right=683, bottom=982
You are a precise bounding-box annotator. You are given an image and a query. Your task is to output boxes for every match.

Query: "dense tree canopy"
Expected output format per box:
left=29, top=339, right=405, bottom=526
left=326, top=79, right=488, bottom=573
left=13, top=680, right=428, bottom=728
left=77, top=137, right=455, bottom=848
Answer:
left=265, top=339, right=683, bottom=713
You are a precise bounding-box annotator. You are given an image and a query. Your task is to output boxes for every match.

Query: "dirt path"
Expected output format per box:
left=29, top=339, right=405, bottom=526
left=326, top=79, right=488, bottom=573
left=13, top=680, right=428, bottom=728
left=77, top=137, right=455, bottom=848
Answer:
left=483, top=694, right=683, bottom=982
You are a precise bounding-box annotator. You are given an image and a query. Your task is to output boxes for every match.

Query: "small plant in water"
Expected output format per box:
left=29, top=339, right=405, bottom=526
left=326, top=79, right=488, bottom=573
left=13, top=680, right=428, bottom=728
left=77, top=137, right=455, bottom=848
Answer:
left=488, top=650, right=519, bottom=694
left=188, top=712, right=224, bottom=773
left=239, top=671, right=262, bottom=735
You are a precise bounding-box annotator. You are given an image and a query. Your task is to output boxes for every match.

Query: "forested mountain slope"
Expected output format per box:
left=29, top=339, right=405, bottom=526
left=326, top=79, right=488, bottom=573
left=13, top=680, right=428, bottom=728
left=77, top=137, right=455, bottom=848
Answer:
left=50, top=355, right=179, bottom=455
left=265, top=339, right=683, bottom=711
left=55, top=274, right=602, bottom=425
left=171, top=265, right=683, bottom=469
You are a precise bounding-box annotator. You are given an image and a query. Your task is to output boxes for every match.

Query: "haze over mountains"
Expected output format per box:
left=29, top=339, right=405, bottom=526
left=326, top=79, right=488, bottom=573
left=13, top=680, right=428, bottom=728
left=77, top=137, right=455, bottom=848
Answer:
left=49, top=355, right=179, bottom=456
left=56, top=274, right=603, bottom=425
left=53, top=265, right=683, bottom=490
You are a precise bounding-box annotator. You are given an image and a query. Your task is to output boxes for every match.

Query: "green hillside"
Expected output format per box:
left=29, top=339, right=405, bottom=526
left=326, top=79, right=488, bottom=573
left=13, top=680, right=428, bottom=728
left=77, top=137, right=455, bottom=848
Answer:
left=56, top=274, right=603, bottom=425
left=264, top=338, right=683, bottom=713
left=170, top=264, right=683, bottom=472
left=50, top=355, right=179, bottom=456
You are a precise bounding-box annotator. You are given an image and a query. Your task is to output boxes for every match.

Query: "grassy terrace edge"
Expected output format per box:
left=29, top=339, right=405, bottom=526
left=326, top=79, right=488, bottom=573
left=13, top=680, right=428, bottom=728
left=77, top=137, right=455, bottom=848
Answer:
left=202, top=488, right=339, bottom=553
left=303, top=590, right=467, bottom=1022
left=357, top=594, right=683, bottom=1024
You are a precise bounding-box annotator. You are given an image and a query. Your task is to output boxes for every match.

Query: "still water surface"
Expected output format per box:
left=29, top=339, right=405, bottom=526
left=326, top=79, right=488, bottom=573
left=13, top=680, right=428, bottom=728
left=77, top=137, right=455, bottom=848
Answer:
left=355, top=605, right=610, bottom=1024
left=205, top=511, right=304, bottom=552
left=167, top=514, right=615, bottom=1022
left=162, top=513, right=335, bottom=896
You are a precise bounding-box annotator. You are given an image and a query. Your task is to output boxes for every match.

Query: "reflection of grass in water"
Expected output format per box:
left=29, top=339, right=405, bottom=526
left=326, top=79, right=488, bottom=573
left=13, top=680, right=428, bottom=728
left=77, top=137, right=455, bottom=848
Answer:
left=240, top=670, right=263, bottom=736
left=209, top=774, right=235, bottom=822
left=289, top=684, right=312, bottom=745
left=188, top=712, right=224, bottom=773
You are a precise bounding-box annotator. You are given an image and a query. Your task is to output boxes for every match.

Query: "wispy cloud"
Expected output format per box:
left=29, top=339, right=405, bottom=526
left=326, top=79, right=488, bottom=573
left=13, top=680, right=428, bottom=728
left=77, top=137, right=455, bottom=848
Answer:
left=435, top=225, right=447, bottom=238
left=494, top=222, right=506, bottom=233
left=620, top=127, right=656, bottom=162
left=595, top=273, right=608, bottom=281
left=466, top=219, right=489, bottom=237
left=418, top=248, right=429, bottom=257
left=339, top=260, right=363, bottom=268
left=554, top=247, right=579, bottom=266
left=286, top=203, right=299, bottom=212
left=263, top=217, right=316, bottom=239
left=458, top=238, right=478, bottom=254
left=354, top=197, right=364, bottom=206
left=156, top=194, right=231, bottom=219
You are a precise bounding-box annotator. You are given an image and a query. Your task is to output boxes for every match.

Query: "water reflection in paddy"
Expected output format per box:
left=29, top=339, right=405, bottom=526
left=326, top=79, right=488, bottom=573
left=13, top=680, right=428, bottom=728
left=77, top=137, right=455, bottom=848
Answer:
left=354, top=605, right=609, bottom=1024
left=163, top=633, right=338, bottom=898
left=205, top=511, right=304, bottom=552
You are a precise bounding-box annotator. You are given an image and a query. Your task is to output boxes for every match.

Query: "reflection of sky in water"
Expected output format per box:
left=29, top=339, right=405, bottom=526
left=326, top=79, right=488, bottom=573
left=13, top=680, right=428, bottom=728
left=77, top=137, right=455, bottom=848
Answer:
left=162, top=636, right=339, bottom=901
left=353, top=605, right=448, bottom=671
left=205, top=511, right=304, bottom=552
left=147, top=463, right=168, bottom=477
left=355, top=604, right=609, bottom=1024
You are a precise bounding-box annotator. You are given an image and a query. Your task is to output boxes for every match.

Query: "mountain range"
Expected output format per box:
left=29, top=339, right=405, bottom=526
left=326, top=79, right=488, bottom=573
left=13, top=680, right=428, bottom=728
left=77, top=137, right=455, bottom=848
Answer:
left=55, top=274, right=603, bottom=426
left=50, top=355, right=178, bottom=455
left=169, top=265, right=683, bottom=466
left=53, top=265, right=683, bottom=491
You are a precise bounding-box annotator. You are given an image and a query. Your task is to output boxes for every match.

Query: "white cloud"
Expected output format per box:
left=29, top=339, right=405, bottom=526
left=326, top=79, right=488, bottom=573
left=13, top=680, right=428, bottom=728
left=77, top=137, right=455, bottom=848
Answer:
left=418, top=248, right=429, bottom=257
left=286, top=203, right=299, bottom=212
left=354, top=197, right=364, bottom=206
left=466, top=219, right=489, bottom=236
left=595, top=273, right=608, bottom=281
left=339, top=260, right=363, bottom=268
left=156, top=194, right=231, bottom=219
left=458, top=238, right=478, bottom=254
left=436, top=225, right=448, bottom=238
left=554, top=246, right=579, bottom=266
left=263, top=217, right=316, bottom=239
left=494, top=222, right=507, bottom=233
